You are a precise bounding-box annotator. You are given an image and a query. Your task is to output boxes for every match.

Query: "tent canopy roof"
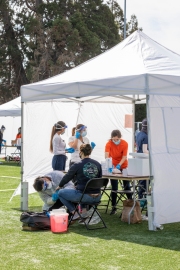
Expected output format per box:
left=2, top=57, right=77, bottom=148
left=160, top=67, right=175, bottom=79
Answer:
left=21, top=30, right=180, bottom=102
left=0, top=97, right=21, bottom=116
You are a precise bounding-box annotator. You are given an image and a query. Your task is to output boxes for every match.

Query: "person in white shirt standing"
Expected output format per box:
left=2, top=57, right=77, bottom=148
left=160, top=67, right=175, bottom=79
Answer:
left=50, top=121, right=75, bottom=171
left=68, top=124, right=96, bottom=167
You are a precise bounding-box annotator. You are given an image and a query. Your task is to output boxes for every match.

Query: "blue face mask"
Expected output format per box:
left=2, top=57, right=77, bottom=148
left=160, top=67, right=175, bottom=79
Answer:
left=81, top=131, right=87, bottom=137
left=113, top=140, right=120, bottom=145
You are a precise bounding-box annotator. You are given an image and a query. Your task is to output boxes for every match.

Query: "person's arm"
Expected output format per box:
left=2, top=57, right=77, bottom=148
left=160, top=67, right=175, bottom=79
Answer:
left=53, top=136, right=66, bottom=155
left=58, top=164, right=78, bottom=188
left=142, top=144, right=149, bottom=154
left=105, top=152, right=109, bottom=158
left=68, top=138, right=79, bottom=149
left=39, top=192, right=54, bottom=206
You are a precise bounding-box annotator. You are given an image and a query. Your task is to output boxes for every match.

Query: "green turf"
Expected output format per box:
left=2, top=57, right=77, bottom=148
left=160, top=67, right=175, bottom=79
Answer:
left=0, top=164, right=180, bottom=270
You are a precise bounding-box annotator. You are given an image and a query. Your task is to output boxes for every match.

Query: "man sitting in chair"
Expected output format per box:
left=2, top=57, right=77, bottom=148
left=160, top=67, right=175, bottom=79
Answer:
left=56, top=144, right=102, bottom=220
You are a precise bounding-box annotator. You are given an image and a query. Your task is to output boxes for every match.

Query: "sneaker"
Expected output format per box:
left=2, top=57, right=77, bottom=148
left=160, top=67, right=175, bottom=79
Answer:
left=72, top=212, right=80, bottom=220
left=110, top=207, right=117, bottom=215
left=79, top=212, right=101, bottom=225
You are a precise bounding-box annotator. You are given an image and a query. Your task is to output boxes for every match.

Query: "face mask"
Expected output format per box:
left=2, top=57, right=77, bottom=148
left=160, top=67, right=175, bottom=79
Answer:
left=47, top=182, right=52, bottom=189
left=113, top=140, right=120, bottom=145
left=81, top=131, right=87, bottom=137
left=42, top=181, right=52, bottom=191
left=61, top=131, right=65, bottom=135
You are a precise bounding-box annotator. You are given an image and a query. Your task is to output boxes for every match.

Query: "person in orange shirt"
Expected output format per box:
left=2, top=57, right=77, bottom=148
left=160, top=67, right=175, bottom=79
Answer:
left=105, top=129, right=132, bottom=215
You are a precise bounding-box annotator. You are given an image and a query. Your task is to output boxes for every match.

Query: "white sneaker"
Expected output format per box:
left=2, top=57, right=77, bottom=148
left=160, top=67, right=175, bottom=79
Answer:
left=72, top=212, right=80, bottom=220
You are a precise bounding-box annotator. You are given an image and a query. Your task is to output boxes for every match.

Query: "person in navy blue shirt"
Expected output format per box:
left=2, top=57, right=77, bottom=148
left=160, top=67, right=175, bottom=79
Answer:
left=56, top=144, right=102, bottom=220
left=136, top=118, right=149, bottom=199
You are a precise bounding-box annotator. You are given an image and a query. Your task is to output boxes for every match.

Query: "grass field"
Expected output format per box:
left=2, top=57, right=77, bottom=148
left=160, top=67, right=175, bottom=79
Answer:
left=0, top=162, right=180, bottom=270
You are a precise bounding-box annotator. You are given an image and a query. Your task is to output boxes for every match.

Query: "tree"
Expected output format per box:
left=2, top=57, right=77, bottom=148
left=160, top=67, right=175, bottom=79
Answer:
left=0, top=0, right=142, bottom=104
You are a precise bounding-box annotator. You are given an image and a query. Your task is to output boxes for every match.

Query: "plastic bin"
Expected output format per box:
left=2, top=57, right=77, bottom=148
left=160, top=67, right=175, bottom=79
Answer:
left=50, top=209, right=69, bottom=233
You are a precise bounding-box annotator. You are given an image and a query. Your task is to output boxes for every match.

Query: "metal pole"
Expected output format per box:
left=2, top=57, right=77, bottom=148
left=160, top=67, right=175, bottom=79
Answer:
left=124, top=0, right=126, bottom=39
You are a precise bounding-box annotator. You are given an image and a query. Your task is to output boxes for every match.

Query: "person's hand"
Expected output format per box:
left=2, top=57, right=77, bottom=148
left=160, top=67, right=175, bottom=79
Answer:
left=91, top=142, right=96, bottom=149
left=75, top=131, right=80, bottom=139
left=116, top=164, right=121, bottom=170
left=52, top=193, right=59, bottom=201
left=3, top=139, right=6, bottom=143
left=0, top=144, right=4, bottom=146
left=65, top=148, right=75, bottom=153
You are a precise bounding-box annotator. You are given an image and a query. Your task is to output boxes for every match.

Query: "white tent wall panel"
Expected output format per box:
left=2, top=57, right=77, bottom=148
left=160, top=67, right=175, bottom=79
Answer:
left=149, top=95, right=180, bottom=225
left=23, top=101, right=79, bottom=181
left=77, top=103, right=133, bottom=163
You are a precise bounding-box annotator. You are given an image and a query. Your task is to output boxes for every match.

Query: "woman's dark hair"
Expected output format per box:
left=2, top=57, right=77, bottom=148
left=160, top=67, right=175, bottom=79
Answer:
left=80, top=144, right=92, bottom=156
left=33, top=176, right=51, bottom=192
left=72, top=127, right=76, bottom=136
left=111, top=130, right=122, bottom=139
left=76, top=124, right=85, bottom=131
left=50, top=121, right=66, bottom=152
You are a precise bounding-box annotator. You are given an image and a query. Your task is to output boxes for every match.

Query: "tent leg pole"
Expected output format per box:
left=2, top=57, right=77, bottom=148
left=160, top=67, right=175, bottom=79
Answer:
left=21, top=182, right=28, bottom=211
left=20, top=101, right=28, bottom=211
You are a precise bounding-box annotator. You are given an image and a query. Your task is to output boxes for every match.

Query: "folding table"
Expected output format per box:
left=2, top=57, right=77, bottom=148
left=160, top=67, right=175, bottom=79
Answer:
left=102, top=173, right=150, bottom=224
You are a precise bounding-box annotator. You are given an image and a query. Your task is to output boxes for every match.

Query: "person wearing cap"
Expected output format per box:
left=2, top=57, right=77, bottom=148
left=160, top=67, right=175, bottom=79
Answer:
left=50, top=121, right=75, bottom=171
left=33, top=170, right=75, bottom=211
left=0, top=125, right=6, bottom=154
left=136, top=118, right=149, bottom=199
left=68, top=124, right=96, bottom=168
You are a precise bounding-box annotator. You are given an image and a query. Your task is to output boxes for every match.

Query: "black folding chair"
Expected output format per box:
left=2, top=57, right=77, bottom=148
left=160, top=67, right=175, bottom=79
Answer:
left=68, top=178, right=109, bottom=230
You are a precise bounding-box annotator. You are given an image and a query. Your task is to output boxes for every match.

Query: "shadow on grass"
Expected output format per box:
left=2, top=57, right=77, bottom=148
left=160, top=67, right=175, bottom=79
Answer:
left=68, top=207, right=180, bottom=252
left=12, top=203, right=180, bottom=252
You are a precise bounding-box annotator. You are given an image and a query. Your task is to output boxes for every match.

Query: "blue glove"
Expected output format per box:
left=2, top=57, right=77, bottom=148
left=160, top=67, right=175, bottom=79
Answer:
left=1, top=144, right=4, bottom=146
left=91, top=142, right=96, bottom=149
left=75, top=131, right=80, bottom=139
left=2, top=139, right=6, bottom=143
left=116, top=164, right=121, bottom=170
left=52, top=193, right=59, bottom=201
left=46, top=212, right=50, bottom=218
left=65, top=148, right=75, bottom=153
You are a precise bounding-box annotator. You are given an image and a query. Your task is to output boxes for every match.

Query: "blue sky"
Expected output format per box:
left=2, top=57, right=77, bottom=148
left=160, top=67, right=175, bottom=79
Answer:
left=116, top=0, right=180, bottom=54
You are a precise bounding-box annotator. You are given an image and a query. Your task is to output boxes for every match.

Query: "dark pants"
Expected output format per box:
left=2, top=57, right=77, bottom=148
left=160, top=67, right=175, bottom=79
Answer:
left=110, top=179, right=132, bottom=207
left=48, top=199, right=63, bottom=211
left=138, top=180, right=147, bottom=199
left=52, top=155, right=66, bottom=170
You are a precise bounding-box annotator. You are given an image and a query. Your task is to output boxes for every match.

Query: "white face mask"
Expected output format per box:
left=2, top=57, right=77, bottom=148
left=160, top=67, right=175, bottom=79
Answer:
left=47, top=182, right=52, bottom=189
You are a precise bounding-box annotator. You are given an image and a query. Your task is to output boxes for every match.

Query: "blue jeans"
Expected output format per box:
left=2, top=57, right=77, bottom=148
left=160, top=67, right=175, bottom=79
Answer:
left=58, top=189, right=101, bottom=212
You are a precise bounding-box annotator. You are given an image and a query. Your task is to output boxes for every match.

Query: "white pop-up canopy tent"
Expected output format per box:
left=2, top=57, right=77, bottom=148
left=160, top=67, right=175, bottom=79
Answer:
left=20, top=30, right=180, bottom=230
left=0, top=97, right=21, bottom=152
left=0, top=97, right=21, bottom=116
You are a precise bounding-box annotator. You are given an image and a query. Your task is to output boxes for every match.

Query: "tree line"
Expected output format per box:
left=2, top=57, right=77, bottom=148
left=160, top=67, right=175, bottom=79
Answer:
left=0, top=0, right=141, bottom=104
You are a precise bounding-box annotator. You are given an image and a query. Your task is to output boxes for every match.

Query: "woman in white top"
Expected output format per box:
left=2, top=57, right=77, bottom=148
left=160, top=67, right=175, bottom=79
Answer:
left=68, top=124, right=90, bottom=167
left=50, top=121, right=75, bottom=171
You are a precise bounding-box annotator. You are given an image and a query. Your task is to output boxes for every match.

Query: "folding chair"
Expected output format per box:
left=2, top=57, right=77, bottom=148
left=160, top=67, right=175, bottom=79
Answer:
left=68, top=178, right=109, bottom=230
left=105, top=180, right=133, bottom=214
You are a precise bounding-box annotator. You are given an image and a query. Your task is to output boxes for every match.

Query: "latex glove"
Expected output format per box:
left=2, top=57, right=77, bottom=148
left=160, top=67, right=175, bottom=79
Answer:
left=1, top=144, right=4, bottom=146
left=46, top=212, right=50, bottom=218
left=2, top=139, right=6, bottom=143
left=65, top=148, right=75, bottom=154
left=91, top=142, right=96, bottom=149
left=116, top=164, right=121, bottom=170
left=75, top=131, right=80, bottom=139
left=52, top=193, right=59, bottom=201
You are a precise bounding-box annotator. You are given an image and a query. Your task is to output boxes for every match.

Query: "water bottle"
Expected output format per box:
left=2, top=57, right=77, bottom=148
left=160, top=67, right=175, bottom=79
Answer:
left=106, top=158, right=112, bottom=175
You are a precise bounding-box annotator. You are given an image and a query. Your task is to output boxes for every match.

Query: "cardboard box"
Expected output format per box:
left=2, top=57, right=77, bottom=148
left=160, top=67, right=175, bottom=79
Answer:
left=128, top=158, right=150, bottom=176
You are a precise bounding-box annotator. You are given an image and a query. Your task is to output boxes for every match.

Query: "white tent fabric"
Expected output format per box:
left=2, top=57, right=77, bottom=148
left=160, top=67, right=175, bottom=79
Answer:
left=149, top=95, right=180, bottom=225
left=0, top=97, right=21, bottom=116
left=20, top=30, right=180, bottom=227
